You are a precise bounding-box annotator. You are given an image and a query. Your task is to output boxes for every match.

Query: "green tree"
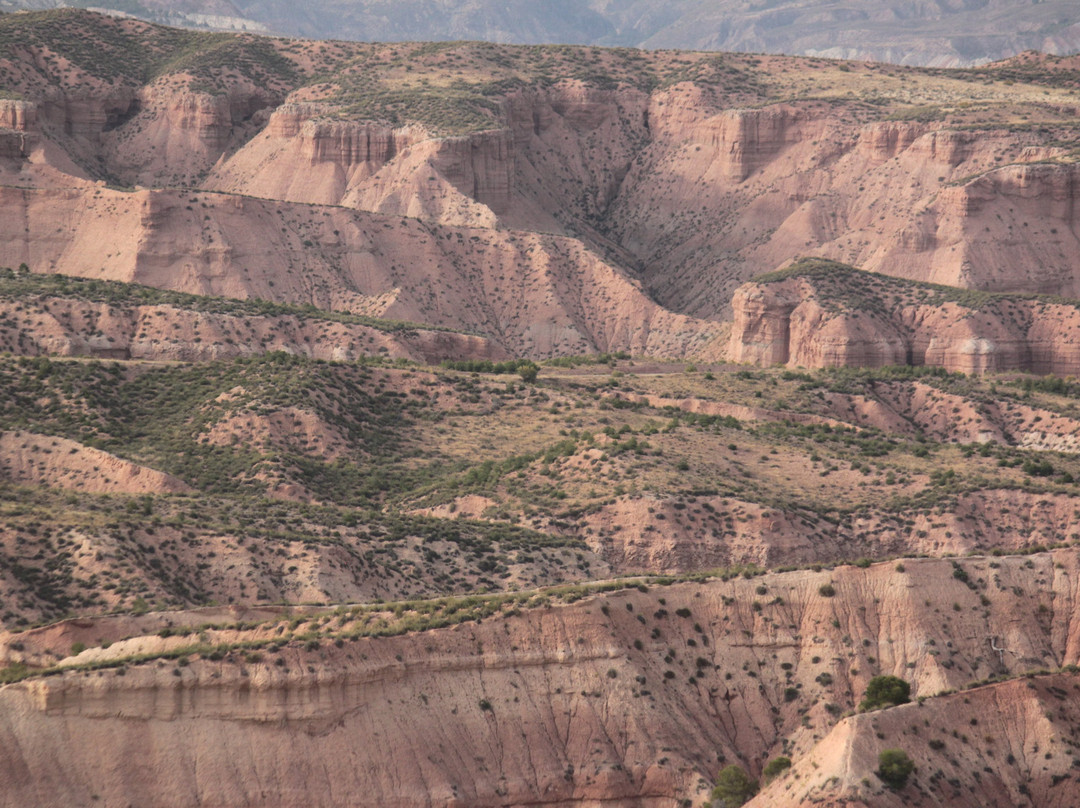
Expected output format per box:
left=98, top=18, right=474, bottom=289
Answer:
left=711, top=764, right=758, bottom=807
left=877, top=748, right=914, bottom=789
left=762, top=756, right=792, bottom=784
left=859, top=675, right=911, bottom=711
left=517, top=362, right=539, bottom=383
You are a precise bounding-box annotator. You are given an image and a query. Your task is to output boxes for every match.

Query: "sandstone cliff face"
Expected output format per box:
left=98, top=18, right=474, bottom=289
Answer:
left=728, top=273, right=1080, bottom=374
left=206, top=103, right=422, bottom=206
left=100, top=82, right=278, bottom=186
left=3, top=553, right=1080, bottom=807
left=606, top=89, right=1080, bottom=318
left=6, top=31, right=1080, bottom=358
left=0, top=100, right=34, bottom=160
left=208, top=81, right=645, bottom=234
left=0, top=99, right=36, bottom=135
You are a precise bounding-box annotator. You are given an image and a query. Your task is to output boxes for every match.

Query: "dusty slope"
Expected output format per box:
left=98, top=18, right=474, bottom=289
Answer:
left=3, top=553, right=1080, bottom=806
left=755, top=674, right=1080, bottom=808
left=0, top=275, right=506, bottom=364
left=5, top=348, right=1080, bottom=626
left=0, top=183, right=724, bottom=359
left=0, top=431, right=190, bottom=494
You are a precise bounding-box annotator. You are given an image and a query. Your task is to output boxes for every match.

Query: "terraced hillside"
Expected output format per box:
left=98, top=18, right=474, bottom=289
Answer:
left=2, top=11, right=1080, bottom=808
left=3, top=12, right=1080, bottom=361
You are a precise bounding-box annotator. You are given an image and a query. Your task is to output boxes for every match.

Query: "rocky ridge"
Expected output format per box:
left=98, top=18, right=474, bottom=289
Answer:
left=3, top=13, right=1080, bottom=364
left=729, top=260, right=1080, bottom=374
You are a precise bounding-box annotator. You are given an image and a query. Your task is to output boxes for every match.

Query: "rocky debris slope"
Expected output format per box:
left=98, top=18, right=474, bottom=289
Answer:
left=0, top=276, right=505, bottom=364
left=729, top=260, right=1080, bottom=373
left=0, top=184, right=725, bottom=359
left=3, top=553, right=1080, bottom=807
left=0, top=431, right=190, bottom=494
left=756, top=673, right=1080, bottom=807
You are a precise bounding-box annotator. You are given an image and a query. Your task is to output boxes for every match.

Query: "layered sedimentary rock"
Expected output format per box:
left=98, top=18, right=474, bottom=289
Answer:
left=0, top=293, right=507, bottom=364
left=4, top=553, right=1080, bottom=807
left=0, top=184, right=726, bottom=359
left=4, top=13, right=1080, bottom=359
left=729, top=264, right=1080, bottom=374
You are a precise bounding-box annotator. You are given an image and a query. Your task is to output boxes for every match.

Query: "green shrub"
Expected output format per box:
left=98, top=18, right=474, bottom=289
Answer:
left=860, top=675, right=911, bottom=711
left=711, top=764, right=758, bottom=807
left=762, top=756, right=792, bottom=784
left=877, top=748, right=915, bottom=789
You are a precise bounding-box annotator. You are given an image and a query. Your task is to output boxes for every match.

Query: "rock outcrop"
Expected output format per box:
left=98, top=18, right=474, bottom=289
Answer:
left=4, top=18, right=1080, bottom=359
left=0, top=292, right=507, bottom=364
left=728, top=261, right=1080, bottom=374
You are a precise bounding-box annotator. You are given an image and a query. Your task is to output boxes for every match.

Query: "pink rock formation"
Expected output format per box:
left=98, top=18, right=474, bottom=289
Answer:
left=729, top=273, right=1080, bottom=374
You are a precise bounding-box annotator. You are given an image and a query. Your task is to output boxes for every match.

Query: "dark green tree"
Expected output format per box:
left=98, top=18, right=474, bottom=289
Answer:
left=859, top=675, right=911, bottom=711
left=711, top=764, right=758, bottom=807
left=877, top=749, right=915, bottom=789
left=762, top=756, right=792, bottom=784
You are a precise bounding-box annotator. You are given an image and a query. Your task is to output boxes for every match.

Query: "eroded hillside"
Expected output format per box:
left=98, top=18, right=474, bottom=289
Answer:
left=729, top=259, right=1080, bottom=374
left=4, top=12, right=1080, bottom=808
left=3, top=12, right=1080, bottom=361
left=4, top=554, right=1080, bottom=807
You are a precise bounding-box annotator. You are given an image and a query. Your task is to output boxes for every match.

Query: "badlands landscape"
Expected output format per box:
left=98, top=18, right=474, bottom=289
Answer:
left=3, top=8, right=1080, bottom=807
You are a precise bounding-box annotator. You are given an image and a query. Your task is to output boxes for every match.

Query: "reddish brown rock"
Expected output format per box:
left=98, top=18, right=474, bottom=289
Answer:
left=728, top=266, right=1080, bottom=374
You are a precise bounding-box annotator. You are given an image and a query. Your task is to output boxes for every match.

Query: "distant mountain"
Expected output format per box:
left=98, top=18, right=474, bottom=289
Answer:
left=2, top=0, right=1079, bottom=64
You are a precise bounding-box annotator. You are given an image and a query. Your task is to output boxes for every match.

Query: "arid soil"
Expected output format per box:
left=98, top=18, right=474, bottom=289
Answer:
left=4, top=12, right=1080, bottom=808
left=3, top=553, right=1080, bottom=807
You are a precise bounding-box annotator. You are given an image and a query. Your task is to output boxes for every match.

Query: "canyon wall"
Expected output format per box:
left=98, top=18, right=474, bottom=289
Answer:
left=729, top=271, right=1080, bottom=374
left=0, top=185, right=725, bottom=359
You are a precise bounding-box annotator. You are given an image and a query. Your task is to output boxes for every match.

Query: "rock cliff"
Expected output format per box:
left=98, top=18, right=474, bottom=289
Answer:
left=3, top=17, right=1080, bottom=359
left=729, top=260, right=1080, bottom=374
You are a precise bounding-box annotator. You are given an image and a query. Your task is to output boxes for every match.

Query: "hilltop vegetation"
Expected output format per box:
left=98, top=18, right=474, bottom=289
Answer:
left=5, top=0, right=1080, bottom=67
left=2, top=14, right=1080, bottom=807
left=1, top=280, right=1080, bottom=627
left=755, top=258, right=1080, bottom=314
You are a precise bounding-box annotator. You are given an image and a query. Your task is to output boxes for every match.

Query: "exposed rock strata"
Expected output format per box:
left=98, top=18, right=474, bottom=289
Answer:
left=729, top=270, right=1080, bottom=374
left=3, top=553, right=1080, bottom=807
left=0, top=294, right=506, bottom=364
left=0, top=185, right=725, bottom=359
left=755, top=674, right=1080, bottom=808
